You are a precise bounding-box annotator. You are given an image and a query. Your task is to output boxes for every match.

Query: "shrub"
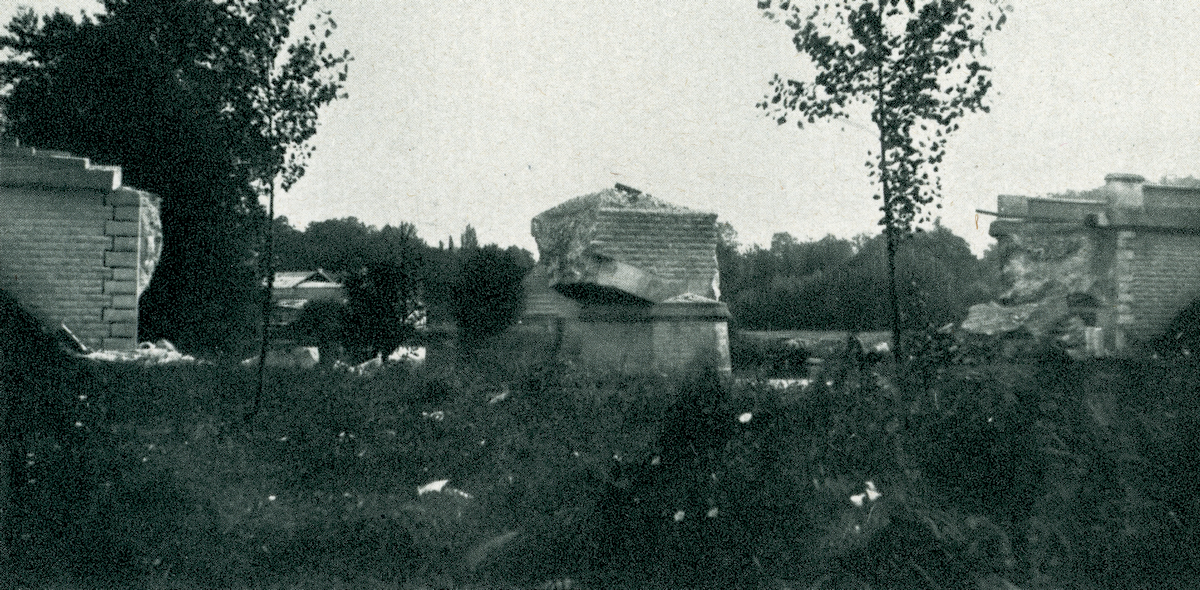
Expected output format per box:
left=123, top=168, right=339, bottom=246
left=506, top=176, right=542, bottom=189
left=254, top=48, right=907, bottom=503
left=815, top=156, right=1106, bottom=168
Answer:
left=290, top=298, right=348, bottom=361
left=343, top=260, right=421, bottom=361
left=451, top=245, right=528, bottom=348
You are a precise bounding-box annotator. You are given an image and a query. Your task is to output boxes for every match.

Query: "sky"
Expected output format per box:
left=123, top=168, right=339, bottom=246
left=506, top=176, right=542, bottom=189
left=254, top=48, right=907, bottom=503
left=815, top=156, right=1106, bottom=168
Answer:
left=5, top=1, right=1200, bottom=256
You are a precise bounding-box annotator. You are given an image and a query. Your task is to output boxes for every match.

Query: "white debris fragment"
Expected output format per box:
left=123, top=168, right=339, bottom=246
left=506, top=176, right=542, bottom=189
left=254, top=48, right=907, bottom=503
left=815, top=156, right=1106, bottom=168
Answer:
left=387, top=345, right=426, bottom=364
left=865, top=480, right=882, bottom=501
left=416, top=479, right=472, bottom=499
left=417, top=479, right=450, bottom=495
left=850, top=481, right=883, bottom=507
left=85, top=339, right=203, bottom=365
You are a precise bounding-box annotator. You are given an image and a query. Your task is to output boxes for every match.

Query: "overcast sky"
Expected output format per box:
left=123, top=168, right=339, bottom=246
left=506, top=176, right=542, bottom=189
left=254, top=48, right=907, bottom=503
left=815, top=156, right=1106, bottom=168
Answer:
left=7, top=1, right=1200, bottom=256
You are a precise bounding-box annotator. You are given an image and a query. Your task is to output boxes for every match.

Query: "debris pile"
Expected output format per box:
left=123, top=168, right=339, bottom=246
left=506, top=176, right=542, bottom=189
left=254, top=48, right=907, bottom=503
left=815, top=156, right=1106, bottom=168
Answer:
left=83, top=339, right=202, bottom=364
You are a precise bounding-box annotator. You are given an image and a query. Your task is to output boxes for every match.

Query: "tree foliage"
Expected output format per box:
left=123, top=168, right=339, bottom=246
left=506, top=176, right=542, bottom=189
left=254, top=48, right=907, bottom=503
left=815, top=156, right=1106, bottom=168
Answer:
left=272, top=218, right=537, bottom=350
left=452, top=245, right=533, bottom=348
left=758, top=0, right=1006, bottom=349
left=721, top=223, right=996, bottom=331
left=342, top=259, right=422, bottom=361
left=0, top=1, right=349, bottom=356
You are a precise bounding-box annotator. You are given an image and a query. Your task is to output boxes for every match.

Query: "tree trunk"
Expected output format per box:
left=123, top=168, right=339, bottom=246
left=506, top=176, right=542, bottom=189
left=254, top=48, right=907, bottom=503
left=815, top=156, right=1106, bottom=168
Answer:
left=875, top=3, right=902, bottom=361
left=252, top=180, right=276, bottom=420
left=0, top=353, right=11, bottom=587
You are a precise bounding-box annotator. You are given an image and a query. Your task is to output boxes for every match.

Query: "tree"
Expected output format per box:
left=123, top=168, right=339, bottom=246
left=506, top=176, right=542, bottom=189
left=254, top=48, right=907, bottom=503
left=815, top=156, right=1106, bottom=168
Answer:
left=452, top=245, right=531, bottom=349
left=459, top=225, right=479, bottom=251
left=0, top=1, right=350, bottom=360
left=342, top=259, right=422, bottom=362
left=758, top=0, right=1006, bottom=356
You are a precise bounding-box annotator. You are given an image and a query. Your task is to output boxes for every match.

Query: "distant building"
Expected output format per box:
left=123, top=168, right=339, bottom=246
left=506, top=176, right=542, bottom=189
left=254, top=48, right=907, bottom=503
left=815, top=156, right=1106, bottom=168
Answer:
left=0, top=142, right=162, bottom=351
left=269, top=269, right=345, bottom=328
left=973, top=173, right=1200, bottom=355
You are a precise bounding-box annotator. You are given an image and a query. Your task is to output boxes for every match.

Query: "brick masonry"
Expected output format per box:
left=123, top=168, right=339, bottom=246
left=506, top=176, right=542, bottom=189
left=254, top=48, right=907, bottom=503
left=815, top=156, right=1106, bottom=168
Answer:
left=1121, top=232, right=1200, bottom=341
left=1, top=145, right=161, bottom=351
left=987, top=174, right=1200, bottom=354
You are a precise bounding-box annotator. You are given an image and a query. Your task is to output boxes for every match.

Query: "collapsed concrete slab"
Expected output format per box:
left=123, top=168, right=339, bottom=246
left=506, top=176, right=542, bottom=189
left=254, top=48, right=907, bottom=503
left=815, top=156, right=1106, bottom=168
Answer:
left=0, top=142, right=162, bottom=351
left=973, top=173, right=1200, bottom=357
left=528, top=184, right=731, bottom=374
left=531, top=184, right=721, bottom=303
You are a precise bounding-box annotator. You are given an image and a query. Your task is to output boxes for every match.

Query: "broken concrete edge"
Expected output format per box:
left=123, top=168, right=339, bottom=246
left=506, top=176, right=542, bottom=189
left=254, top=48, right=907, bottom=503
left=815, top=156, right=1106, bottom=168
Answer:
left=547, top=255, right=687, bottom=304
left=0, top=145, right=122, bottom=191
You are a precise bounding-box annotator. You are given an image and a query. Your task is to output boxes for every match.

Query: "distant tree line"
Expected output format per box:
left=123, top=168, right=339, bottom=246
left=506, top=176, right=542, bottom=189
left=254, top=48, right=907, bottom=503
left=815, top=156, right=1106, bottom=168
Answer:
left=719, top=222, right=1001, bottom=332
left=273, top=217, right=534, bottom=359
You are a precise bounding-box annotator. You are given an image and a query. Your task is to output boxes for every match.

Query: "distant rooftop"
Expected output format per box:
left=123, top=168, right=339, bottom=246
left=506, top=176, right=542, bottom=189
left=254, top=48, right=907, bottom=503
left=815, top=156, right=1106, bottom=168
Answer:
left=271, top=269, right=340, bottom=290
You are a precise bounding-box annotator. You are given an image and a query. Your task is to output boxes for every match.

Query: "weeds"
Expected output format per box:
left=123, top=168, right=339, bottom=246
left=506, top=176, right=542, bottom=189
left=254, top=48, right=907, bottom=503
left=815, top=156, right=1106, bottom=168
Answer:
left=2, top=312, right=1199, bottom=589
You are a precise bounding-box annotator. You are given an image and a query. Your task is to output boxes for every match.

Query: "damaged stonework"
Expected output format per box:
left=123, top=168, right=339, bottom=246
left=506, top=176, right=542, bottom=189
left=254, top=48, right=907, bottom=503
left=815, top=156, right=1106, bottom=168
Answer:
left=970, top=174, right=1200, bottom=356
left=532, top=184, right=721, bottom=303
left=0, top=142, right=163, bottom=350
left=529, top=184, right=731, bottom=374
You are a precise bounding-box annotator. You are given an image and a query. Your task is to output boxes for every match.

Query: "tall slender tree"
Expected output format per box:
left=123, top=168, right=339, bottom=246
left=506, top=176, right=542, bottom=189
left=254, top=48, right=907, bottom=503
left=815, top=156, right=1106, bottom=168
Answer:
left=758, top=0, right=1006, bottom=357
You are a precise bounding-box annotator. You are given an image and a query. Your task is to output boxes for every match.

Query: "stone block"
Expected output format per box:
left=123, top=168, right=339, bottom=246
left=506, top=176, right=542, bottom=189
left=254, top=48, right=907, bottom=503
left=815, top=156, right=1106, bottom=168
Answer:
left=104, top=280, right=136, bottom=295
left=104, top=251, right=137, bottom=268
left=532, top=185, right=720, bottom=302
left=112, top=206, right=141, bottom=221
left=109, top=322, right=137, bottom=338
left=105, top=192, right=140, bottom=207
left=111, top=236, right=138, bottom=252
left=110, top=294, right=137, bottom=309
left=103, top=308, right=137, bottom=322
left=104, top=220, right=140, bottom=237
left=112, top=268, right=137, bottom=281
left=103, top=337, right=136, bottom=351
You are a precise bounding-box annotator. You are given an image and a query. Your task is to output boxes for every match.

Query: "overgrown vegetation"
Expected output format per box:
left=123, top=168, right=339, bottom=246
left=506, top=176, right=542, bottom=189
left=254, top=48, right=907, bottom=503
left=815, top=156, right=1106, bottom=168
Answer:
left=4, top=293, right=1197, bottom=588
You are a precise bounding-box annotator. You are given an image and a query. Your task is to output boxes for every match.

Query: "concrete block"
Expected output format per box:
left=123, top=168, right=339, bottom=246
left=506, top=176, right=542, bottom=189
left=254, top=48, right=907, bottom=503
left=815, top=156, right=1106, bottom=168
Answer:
left=112, top=206, right=140, bottom=221
left=105, top=188, right=144, bottom=207
left=104, top=220, right=139, bottom=237
left=110, top=294, right=137, bottom=309
left=108, top=322, right=137, bottom=338
left=104, top=251, right=137, bottom=268
left=103, top=337, right=136, bottom=351
left=103, top=279, right=135, bottom=292
left=112, top=268, right=137, bottom=281
left=111, top=236, right=138, bottom=252
left=0, top=162, right=120, bottom=190
left=103, top=308, right=137, bottom=322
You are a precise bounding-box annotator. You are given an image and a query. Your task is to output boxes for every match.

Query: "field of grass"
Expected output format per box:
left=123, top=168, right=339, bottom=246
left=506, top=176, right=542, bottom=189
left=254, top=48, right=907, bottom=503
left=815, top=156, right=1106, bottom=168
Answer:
left=3, top=322, right=1199, bottom=589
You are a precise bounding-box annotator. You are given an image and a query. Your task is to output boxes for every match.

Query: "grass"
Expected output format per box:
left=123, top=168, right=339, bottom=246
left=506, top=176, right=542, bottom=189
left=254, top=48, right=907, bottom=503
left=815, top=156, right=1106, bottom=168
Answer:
left=3, top=318, right=1200, bottom=589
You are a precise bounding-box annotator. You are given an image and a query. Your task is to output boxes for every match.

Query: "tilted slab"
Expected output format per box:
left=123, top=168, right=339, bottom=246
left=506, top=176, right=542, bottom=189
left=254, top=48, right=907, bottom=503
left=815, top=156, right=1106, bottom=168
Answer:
left=531, top=185, right=719, bottom=303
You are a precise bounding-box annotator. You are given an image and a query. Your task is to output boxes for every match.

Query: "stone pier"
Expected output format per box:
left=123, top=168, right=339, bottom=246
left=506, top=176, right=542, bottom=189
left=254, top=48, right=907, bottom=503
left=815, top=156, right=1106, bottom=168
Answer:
left=528, top=184, right=731, bottom=374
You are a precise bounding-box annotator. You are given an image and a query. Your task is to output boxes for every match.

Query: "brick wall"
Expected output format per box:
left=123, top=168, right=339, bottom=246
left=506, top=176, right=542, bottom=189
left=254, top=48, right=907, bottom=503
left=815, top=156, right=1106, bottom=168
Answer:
left=1119, top=231, right=1200, bottom=343
left=591, top=209, right=719, bottom=298
left=0, top=147, right=158, bottom=351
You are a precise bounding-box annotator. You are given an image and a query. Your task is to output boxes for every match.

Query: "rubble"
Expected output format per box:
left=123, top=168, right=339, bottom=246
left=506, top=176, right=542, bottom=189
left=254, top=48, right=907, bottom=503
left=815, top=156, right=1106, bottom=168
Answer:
left=83, top=339, right=202, bottom=364
left=241, top=346, right=320, bottom=369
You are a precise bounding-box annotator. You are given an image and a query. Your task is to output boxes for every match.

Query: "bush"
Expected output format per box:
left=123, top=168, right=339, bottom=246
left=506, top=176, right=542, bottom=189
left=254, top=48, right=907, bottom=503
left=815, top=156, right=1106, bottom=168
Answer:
left=290, top=298, right=348, bottom=361
left=729, top=332, right=810, bottom=377
left=343, top=260, right=421, bottom=361
left=452, top=245, right=529, bottom=348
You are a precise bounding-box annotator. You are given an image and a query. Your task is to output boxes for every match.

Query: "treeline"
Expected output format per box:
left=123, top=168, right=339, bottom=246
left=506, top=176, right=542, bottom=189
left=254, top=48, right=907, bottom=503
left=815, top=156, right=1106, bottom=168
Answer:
left=719, top=222, right=1001, bottom=331
left=271, top=217, right=534, bottom=354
